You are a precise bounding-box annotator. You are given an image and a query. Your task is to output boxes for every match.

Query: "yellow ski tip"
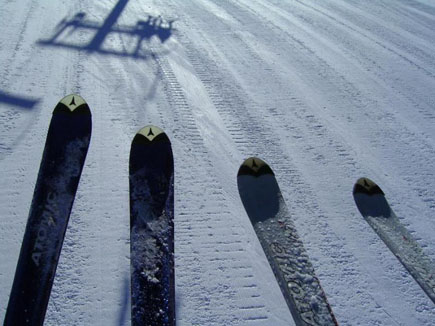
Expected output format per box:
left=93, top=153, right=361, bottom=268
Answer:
left=132, top=125, right=170, bottom=144
left=137, top=125, right=165, bottom=141
left=238, top=157, right=274, bottom=177
left=353, top=177, right=384, bottom=196
left=59, top=94, right=87, bottom=112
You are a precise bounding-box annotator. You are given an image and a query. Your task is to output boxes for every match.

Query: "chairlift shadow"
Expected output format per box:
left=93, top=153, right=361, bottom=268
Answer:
left=37, top=0, right=175, bottom=60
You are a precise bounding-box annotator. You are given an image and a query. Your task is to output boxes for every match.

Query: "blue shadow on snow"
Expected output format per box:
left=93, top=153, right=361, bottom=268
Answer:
left=0, top=90, right=40, bottom=110
left=37, top=0, right=175, bottom=60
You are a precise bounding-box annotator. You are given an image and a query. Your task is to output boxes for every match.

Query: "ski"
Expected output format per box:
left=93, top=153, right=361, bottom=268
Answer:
left=353, top=177, right=435, bottom=304
left=129, top=125, right=175, bottom=326
left=4, top=94, right=92, bottom=326
left=237, top=157, right=338, bottom=326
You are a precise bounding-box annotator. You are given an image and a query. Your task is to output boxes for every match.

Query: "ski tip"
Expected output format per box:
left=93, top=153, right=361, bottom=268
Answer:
left=133, top=125, right=170, bottom=144
left=353, top=177, right=384, bottom=196
left=238, top=157, right=274, bottom=177
left=54, top=94, right=90, bottom=115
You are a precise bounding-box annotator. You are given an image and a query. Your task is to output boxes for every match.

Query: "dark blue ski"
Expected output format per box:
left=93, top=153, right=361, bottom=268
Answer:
left=129, top=125, right=175, bottom=326
left=237, top=157, right=338, bottom=326
left=354, top=177, right=435, bottom=304
left=4, top=94, right=92, bottom=326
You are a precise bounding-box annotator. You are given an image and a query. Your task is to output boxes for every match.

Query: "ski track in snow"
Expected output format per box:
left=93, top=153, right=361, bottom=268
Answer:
left=1, top=0, right=435, bottom=325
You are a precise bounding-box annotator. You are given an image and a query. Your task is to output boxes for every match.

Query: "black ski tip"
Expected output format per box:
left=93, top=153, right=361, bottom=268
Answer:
left=132, top=125, right=170, bottom=144
left=353, top=177, right=384, bottom=196
left=237, top=157, right=274, bottom=177
left=353, top=177, right=391, bottom=218
left=53, top=94, right=91, bottom=115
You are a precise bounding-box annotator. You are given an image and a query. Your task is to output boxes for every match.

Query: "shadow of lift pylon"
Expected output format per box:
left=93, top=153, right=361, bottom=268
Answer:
left=38, top=0, right=175, bottom=59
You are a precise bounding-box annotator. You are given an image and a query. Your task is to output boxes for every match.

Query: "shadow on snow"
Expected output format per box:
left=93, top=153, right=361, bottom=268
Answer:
left=0, top=90, right=40, bottom=110
left=37, top=0, right=175, bottom=60
left=115, top=276, right=130, bottom=326
left=0, top=90, right=40, bottom=161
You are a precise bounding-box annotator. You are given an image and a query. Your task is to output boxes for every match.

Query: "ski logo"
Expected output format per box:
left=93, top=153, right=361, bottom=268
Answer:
left=238, top=157, right=274, bottom=177
left=246, top=157, right=261, bottom=173
left=147, top=128, right=155, bottom=138
left=354, top=177, right=384, bottom=196
left=135, top=125, right=167, bottom=142
left=60, top=94, right=86, bottom=112
left=31, top=191, right=59, bottom=267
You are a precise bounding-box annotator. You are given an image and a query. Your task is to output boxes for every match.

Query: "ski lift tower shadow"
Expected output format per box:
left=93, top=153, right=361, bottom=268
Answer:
left=37, top=0, right=175, bottom=60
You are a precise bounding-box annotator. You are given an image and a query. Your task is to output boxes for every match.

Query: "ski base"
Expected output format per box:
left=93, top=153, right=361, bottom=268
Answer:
left=354, top=177, right=435, bottom=304
left=4, top=94, right=92, bottom=326
left=238, top=157, right=338, bottom=326
left=129, top=125, right=175, bottom=326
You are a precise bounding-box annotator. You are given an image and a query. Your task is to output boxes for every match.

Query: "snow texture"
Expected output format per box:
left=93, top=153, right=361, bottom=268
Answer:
left=1, top=0, right=435, bottom=325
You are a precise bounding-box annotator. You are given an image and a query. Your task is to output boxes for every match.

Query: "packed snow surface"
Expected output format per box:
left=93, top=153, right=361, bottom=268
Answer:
left=1, top=0, right=435, bottom=325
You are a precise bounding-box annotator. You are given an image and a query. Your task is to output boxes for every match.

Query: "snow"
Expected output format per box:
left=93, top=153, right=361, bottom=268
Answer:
left=1, top=0, right=435, bottom=325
